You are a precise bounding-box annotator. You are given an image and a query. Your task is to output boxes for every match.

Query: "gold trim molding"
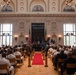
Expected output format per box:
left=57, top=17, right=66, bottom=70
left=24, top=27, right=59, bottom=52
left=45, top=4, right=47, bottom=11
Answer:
left=0, top=13, right=76, bottom=17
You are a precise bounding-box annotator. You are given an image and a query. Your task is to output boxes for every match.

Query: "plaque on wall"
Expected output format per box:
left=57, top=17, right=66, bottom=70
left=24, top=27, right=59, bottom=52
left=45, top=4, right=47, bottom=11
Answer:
left=51, top=22, right=57, bottom=31
left=19, top=22, right=25, bottom=31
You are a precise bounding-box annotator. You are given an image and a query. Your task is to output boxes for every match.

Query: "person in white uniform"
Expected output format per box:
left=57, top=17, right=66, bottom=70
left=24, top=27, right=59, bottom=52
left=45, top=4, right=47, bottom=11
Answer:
left=6, top=50, right=17, bottom=66
left=14, top=48, right=24, bottom=63
left=0, top=52, right=14, bottom=75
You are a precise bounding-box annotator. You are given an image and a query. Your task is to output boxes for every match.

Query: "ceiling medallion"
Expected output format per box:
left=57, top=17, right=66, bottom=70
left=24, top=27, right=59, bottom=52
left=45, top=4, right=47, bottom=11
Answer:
left=52, top=7, right=56, bottom=11
left=20, top=7, right=24, bottom=11
left=52, top=2, right=56, bottom=6
left=20, top=2, right=24, bottom=6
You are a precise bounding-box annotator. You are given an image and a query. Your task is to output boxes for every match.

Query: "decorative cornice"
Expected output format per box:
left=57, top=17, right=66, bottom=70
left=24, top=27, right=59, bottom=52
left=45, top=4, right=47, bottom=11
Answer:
left=0, top=13, right=76, bottom=17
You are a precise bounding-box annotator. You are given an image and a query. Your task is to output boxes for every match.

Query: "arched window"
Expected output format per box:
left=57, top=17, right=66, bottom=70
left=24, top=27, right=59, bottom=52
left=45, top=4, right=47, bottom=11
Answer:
left=1, top=5, right=13, bottom=12
left=32, top=5, right=44, bottom=12
left=63, top=5, right=75, bottom=12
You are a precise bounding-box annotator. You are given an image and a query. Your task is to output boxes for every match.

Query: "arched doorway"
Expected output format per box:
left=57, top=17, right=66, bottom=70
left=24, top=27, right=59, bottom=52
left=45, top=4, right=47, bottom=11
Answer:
left=31, top=23, right=45, bottom=51
left=31, top=23, right=45, bottom=43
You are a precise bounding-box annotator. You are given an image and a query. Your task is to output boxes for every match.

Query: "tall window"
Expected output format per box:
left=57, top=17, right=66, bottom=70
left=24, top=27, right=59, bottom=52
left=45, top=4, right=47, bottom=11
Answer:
left=0, top=24, right=13, bottom=46
left=63, top=23, right=76, bottom=46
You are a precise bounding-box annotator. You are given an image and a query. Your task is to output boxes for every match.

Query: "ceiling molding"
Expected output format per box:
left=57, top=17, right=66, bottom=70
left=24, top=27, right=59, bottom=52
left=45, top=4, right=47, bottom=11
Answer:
left=0, top=13, right=76, bottom=17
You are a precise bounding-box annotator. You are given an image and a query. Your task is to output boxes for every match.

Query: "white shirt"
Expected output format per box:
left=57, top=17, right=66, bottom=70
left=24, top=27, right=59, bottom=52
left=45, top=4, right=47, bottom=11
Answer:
left=0, top=58, right=11, bottom=74
left=6, top=54, right=16, bottom=65
left=52, top=49, right=57, bottom=54
left=14, top=51, right=24, bottom=60
left=14, top=51, right=22, bottom=56
left=64, top=50, right=69, bottom=55
left=7, top=54, right=16, bottom=59
left=49, top=48, right=53, bottom=52
left=54, top=51, right=60, bottom=56
left=0, top=58, right=11, bottom=67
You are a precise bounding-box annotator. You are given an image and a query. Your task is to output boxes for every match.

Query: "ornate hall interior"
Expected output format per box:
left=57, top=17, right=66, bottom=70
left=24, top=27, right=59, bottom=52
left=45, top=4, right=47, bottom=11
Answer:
left=0, top=0, right=76, bottom=75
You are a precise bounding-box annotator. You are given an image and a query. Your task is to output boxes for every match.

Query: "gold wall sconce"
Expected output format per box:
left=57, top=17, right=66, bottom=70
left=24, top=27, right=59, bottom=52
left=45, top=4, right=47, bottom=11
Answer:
left=14, top=35, right=18, bottom=41
left=58, top=35, right=62, bottom=41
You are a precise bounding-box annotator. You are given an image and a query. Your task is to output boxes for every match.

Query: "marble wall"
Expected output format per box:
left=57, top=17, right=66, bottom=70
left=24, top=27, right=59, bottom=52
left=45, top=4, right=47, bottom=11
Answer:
left=0, top=14, right=76, bottom=45
left=0, top=0, right=76, bottom=46
left=0, top=0, right=76, bottom=12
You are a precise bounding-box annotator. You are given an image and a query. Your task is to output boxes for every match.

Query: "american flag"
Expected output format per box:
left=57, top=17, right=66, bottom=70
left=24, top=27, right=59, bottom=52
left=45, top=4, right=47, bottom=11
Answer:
left=28, top=29, right=31, bottom=45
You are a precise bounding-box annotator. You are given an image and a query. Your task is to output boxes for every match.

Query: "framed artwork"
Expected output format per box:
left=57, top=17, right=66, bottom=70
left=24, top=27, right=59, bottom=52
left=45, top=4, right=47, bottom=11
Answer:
left=51, top=22, right=57, bottom=31
left=32, top=5, right=44, bottom=12
left=1, top=5, right=13, bottom=12
left=19, top=22, right=25, bottom=31
left=63, top=5, right=75, bottom=12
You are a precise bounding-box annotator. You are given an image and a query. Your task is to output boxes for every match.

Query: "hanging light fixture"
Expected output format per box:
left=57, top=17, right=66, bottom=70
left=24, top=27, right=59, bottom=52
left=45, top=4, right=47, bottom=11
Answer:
left=3, top=0, right=10, bottom=5
left=65, top=0, right=73, bottom=5
left=65, top=0, right=68, bottom=5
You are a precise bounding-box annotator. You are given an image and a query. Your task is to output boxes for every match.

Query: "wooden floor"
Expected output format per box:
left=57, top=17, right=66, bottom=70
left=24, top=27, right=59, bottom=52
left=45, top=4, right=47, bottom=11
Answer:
left=15, top=53, right=58, bottom=75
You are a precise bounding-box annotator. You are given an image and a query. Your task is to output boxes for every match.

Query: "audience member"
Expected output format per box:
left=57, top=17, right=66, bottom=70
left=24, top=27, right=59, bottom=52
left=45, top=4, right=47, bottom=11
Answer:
left=0, top=52, right=14, bottom=75
left=14, top=48, right=24, bottom=63
left=54, top=49, right=67, bottom=75
left=6, top=50, right=17, bottom=66
left=63, top=52, right=76, bottom=75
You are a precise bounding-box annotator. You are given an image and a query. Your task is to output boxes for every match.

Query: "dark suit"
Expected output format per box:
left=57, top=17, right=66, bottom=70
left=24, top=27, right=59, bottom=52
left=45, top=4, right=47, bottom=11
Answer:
left=55, top=52, right=67, bottom=65
left=55, top=52, right=67, bottom=75
left=64, top=57, right=76, bottom=74
left=72, top=49, right=76, bottom=55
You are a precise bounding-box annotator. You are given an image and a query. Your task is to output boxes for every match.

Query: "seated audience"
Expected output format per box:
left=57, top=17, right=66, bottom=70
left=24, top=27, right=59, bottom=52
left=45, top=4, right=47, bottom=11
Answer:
left=72, top=49, right=76, bottom=55
left=63, top=52, right=76, bottom=75
left=54, top=49, right=67, bottom=75
left=0, top=49, right=2, bottom=58
left=54, top=49, right=67, bottom=69
left=14, top=48, right=24, bottom=63
left=52, top=48, right=60, bottom=66
left=6, top=50, right=17, bottom=66
left=0, top=52, right=14, bottom=75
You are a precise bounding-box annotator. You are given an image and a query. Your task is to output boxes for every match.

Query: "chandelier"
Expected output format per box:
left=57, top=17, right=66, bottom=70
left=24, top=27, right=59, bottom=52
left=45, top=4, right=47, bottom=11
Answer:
left=3, top=0, right=10, bottom=5
left=0, top=0, right=11, bottom=7
left=65, top=0, right=73, bottom=5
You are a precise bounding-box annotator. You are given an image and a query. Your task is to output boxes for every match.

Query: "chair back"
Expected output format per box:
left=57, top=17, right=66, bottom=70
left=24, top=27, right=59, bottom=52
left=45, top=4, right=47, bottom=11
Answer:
left=57, top=58, right=65, bottom=71
left=22, top=51, right=26, bottom=56
left=8, top=58, right=16, bottom=63
left=58, top=58, right=65, bottom=63
left=67, top=63, right=76, bottom=68
left=72, top=55, right=76, bottom=59
left=16, top=55, right=21, bottom=60
left=0, top=64, right=8, bottom=70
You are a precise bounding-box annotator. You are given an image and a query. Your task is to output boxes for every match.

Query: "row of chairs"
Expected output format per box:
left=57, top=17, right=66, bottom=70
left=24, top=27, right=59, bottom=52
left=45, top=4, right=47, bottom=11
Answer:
left=0, top=54, right=25, bottom=75
left=48, top=48, right=76, bottom=75
left=57, top=58, right=76, bottom=75
left=0, top=64, right=9, bottom=75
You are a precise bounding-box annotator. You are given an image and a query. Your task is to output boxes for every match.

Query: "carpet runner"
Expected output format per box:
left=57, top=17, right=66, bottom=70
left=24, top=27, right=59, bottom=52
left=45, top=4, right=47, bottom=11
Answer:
left=32, top=53, right=44, bottom=65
